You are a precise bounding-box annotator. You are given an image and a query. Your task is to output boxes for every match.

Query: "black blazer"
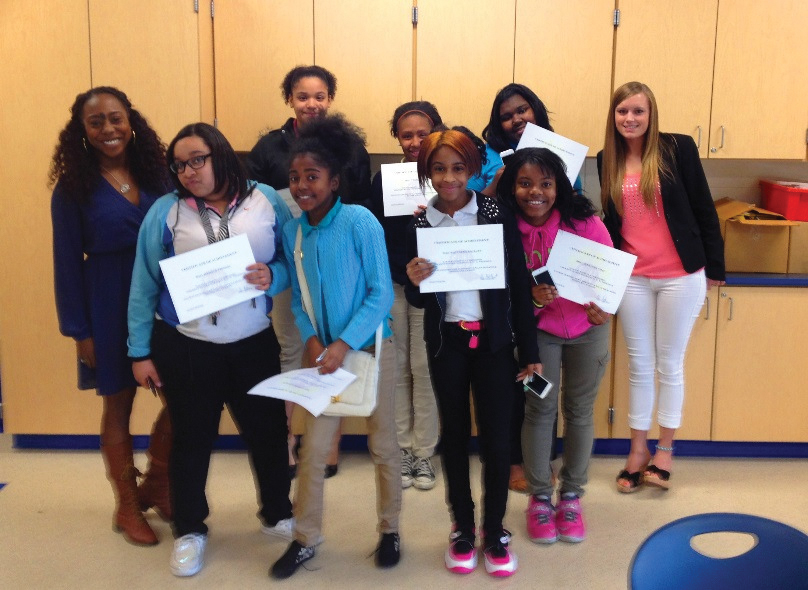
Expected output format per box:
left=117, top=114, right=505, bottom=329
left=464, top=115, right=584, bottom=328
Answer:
left=597, top=133, right=725, bottom=281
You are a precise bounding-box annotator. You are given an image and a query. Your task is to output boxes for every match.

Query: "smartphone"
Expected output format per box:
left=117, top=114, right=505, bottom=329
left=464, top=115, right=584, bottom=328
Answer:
left=531, top=265, right=555, bottom=287
left=524, top=372, right=553, bottom=399
left=499, top=148, right=515, bottom=166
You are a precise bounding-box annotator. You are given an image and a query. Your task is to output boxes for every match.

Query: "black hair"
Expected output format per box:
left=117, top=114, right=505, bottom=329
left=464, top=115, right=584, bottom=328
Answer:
left=166, top=123, right=249, bottom=201
left=497, top=147, right=595, bottom=228
left=390, top=101, right=443, bottom=136
left=482, top=83, right=553, bottom=153
left=289, top=113, right=366, bottom=183
left=451, top=125, right=488, bottom=166
left=49, top=86, right=168, bottom=203
left=281, top=65, right=337, bottom=101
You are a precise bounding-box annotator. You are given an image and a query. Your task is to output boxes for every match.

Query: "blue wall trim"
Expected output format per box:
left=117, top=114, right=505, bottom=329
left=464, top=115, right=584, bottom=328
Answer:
left=12, top=435, right=808, bottom=458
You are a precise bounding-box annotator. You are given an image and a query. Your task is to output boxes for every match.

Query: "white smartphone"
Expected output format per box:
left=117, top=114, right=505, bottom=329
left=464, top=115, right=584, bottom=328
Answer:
left=531, top=265, right=555, bottom=287
left=524, top=372, right=553, bottom=399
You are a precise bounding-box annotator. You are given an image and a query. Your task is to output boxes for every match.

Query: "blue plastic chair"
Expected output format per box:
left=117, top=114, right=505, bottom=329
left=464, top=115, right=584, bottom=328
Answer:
left=629, top=512, right=808, bottom=590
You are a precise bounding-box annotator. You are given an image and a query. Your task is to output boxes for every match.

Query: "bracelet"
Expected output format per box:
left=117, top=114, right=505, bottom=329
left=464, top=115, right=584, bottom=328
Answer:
left=655, top=444, right=674, bottom=452
left=532, top=298, right=545, bottom=309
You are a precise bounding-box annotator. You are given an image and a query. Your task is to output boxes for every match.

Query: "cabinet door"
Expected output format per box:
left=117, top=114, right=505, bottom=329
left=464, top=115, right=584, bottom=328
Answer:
left=89, top=0, right=203, bottom=142
left=213, top=0, right=314, bottom=151
left=709, top=1, right=808, bottom=159
left=712, top=287, right=808, bottom=442
left=315, top=0, right=413, bottom=154
left=611, top=290, right=717, bottom=440
left=0, top=0, right=92, bottom=433
left=613, top=0, right=717, bottom=157
left=514, top=0, right=614, bottom=151
left=416, top=0, right=516, bottom=137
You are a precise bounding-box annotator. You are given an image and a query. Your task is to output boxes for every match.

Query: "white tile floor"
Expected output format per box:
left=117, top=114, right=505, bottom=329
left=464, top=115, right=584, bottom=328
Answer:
left=2, top=433, right=807, bottom=589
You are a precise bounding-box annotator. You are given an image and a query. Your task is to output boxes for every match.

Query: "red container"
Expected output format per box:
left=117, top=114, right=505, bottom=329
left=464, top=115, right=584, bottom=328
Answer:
left=760, top=180, right=808, bottom=221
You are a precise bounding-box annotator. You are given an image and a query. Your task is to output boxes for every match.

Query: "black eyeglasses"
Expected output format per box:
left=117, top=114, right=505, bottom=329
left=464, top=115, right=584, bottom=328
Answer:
left=170, top=153, right=212, bottom=174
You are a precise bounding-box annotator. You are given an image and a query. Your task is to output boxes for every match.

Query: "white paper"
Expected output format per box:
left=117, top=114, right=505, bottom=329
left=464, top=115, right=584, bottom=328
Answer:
left=416, top=225, right=505, bottom=293
left=158, top=233, right=259, bottom=324
left=381, top=162, right=437, bottom=217
left=545, top=230, right=636, bottom=314
left=515, top=122, right=589, bottom=185
left=247, top=367, right=358, bottom=417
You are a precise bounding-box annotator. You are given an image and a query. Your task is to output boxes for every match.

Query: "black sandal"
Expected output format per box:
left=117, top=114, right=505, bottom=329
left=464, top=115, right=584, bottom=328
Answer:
left=616, top=469, right=643, bottom=493
left=643, top=465, right=671, bottom=490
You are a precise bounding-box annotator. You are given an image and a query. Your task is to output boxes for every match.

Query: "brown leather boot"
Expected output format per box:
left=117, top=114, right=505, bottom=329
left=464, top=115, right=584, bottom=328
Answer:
left=138, top=418, right=173, bottom=521
left=102, top=438, right=158, bottom=545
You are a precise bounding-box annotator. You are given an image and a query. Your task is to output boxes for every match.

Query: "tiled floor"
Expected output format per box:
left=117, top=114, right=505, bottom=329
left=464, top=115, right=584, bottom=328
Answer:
left=2, top=433, right=807, bottom=589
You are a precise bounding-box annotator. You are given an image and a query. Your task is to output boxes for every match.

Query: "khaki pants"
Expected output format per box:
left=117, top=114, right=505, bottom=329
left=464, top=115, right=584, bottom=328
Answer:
left=294, top=337, right=401, bottom=547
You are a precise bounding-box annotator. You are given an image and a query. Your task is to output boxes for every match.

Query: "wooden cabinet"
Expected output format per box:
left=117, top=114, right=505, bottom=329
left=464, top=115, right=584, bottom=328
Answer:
left=614, top=0, right=808, bottom=160
left=712, top=287, right=808, bottom=442
left=611, top=290, right=718, bottom=441
left=515, top=0, right=614, bottom=152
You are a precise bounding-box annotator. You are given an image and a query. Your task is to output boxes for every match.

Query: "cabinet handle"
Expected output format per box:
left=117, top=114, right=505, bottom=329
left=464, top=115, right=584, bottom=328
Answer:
left=727, top=296, right=734, bottom=320
left=703, top=295, right=709, bottom=320
left=696, top=126, right=702, bottom=149
left=719, top=125, right=725, bottom=148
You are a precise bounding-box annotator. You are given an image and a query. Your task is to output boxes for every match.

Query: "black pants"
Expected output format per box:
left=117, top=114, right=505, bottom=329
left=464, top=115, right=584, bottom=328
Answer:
left=152, top=321, right=292, bottom=537
left=427, top=322, right=516, bottom=537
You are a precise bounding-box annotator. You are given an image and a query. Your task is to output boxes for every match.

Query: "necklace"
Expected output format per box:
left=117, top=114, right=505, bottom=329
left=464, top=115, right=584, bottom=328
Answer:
left=100, top=166, right=131, bottom=194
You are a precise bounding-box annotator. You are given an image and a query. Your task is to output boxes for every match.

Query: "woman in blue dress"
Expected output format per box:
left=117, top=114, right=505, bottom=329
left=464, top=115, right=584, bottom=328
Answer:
left=49, top=86, right=172, bottom=546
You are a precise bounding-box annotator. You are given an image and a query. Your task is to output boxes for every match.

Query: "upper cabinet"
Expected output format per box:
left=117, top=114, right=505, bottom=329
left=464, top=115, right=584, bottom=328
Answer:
left=213, top=0, right=314, bottom=152
left=416, top=0, right=516, bottom=136
left=515, top=0, right=614, bottom=152
left=614, top=0, right=808, bottom=160
left=613, top=0, right=718, bottom=158
left=314, top=0, right=413, bottom=153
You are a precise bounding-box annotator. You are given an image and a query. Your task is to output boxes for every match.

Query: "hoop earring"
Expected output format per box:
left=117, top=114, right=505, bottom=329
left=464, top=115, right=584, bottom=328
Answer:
left=131, top=130, right=137, bottom=145
left=82, top=137, right=88, bottom=152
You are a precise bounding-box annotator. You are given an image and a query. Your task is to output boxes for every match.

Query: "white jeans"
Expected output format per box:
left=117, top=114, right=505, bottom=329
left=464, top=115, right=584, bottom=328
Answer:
left=620, top=270, right=706, bottom=431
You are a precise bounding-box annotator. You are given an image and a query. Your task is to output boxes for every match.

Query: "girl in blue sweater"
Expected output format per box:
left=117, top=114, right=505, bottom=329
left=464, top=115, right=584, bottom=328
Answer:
left=270, top=114, right=400, bottom=579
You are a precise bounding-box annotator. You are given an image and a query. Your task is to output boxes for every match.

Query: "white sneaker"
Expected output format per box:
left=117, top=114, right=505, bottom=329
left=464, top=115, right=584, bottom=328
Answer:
left=401, top=449, right=414, bottom=489
left=262, top=517, right=295, bottom=541
left=170, top=533, right=207, bottom=577
left=412, top=456, right=437, bottom=490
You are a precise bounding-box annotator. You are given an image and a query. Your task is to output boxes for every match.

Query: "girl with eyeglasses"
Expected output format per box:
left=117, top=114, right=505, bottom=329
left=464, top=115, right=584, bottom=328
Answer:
left=128, top=123, right=294, bottom=577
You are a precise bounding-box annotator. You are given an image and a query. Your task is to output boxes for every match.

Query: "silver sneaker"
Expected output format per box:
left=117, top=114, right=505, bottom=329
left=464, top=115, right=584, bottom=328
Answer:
left=401, top=448, right=414, bottom=489
left=412, top=456, right=437, bottom=490
left=170, top=533, right=207, bottom=577
left=261, top=517, right=295, bottom=541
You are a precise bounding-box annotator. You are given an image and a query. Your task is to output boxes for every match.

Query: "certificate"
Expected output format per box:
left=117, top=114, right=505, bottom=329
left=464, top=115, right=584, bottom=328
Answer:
left=545, top=230, right=636, bottom=314
left=515, top=122, right=589, bottom=185
left=248, top=367, right=358, bottom=417
left=416, top=225, right=505, bottom=293
left=159, top=233, right=260, bottom=324
left=381, top=162, right=437, bottom=217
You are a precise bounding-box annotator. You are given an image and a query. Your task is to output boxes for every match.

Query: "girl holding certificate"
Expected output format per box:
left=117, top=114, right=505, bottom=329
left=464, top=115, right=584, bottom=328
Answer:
left=405, top=130, right=540, bottom=577
left=128, top=123, right=294, bottom=577
left=370, top=101, right=443, bottom=492
left=270, top=114, right=400, bottom=580
left=49, top=86, right=171, bottom=547
left=598, top=82, right=725, bottom=492
left=498, top=148, right=612, bottom=544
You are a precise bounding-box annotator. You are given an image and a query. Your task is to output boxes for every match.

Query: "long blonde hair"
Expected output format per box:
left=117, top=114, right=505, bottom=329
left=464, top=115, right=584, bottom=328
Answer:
left=600, top=82, right=673, bottom=213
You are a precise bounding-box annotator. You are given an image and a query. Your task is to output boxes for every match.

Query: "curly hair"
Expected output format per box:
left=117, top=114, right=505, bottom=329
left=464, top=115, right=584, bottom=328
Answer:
left=497, top=147, right=595, bottom=229
left=281, top=65, right=338, bottom=101
left=482, top=83, right=553, bottom=153
left=289, top=113, right=366, bottom=181
left=48, top=86, right=168, bottom=203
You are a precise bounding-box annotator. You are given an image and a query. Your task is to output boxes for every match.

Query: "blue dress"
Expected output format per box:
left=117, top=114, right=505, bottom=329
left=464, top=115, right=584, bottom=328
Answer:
left=51, top=178, right=160, bottom=395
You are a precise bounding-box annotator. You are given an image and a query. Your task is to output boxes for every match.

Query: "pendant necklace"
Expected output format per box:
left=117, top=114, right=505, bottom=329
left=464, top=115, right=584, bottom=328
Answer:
left=101, top=166, right=131, bottom=194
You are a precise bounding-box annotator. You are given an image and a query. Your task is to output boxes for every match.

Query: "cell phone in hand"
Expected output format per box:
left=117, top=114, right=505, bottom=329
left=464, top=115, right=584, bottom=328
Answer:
left=499, top=148, right=515, bottom=165
left=524, top=372, right=552, bottom=399
left=532, top=265, right=555, bottom=287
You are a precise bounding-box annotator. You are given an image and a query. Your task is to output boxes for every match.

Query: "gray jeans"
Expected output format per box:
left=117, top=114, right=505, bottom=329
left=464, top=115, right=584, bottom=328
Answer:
left=522, top=322, right=610, bottom=498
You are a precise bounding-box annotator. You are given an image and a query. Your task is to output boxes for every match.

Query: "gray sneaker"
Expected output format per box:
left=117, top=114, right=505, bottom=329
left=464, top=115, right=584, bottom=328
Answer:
left=401, top=448, right=414, bottom=489
left=412, top=456, right=437, bottom=490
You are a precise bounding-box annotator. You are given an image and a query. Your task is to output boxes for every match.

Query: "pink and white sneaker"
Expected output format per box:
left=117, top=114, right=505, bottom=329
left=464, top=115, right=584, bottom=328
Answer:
left=445, top=528, right=477, bottom=574
left=482, top=529, right=517, bottom=577
left=556, top=494, right=586, bottom=543
left=526, top=495, right=558, bottom=544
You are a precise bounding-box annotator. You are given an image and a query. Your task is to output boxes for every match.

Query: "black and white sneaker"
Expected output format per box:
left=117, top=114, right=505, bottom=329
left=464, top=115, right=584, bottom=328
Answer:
left=412, top=456, right=437, bottom=490
left=375, top=532, right=401, bottom=568
left=401, top=449, right=414, bottom=488
left=270, top=540, right=315, bottom=579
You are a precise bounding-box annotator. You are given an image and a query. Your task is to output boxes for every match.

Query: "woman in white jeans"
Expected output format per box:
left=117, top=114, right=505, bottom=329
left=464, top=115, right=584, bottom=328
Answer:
left=597, top=82, right=725, bottom=492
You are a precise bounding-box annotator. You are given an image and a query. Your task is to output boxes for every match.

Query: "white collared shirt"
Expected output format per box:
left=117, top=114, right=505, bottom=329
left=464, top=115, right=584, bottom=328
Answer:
left=425, top=192, right=483, bottom=322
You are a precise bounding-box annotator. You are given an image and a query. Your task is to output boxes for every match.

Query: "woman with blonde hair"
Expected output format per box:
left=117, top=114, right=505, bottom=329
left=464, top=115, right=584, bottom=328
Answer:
left=597, top=82, right=725, bottom=493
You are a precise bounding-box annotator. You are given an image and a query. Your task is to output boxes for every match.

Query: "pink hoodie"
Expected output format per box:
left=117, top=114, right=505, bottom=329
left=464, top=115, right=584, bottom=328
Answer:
left=516, top=209, right=613, bottom=340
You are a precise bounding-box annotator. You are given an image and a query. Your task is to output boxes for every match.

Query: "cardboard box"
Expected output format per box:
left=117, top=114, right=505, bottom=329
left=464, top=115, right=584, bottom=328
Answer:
left=788, top=221, right=808, bottom=273
left=714, top=198, right=798, bottom=273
